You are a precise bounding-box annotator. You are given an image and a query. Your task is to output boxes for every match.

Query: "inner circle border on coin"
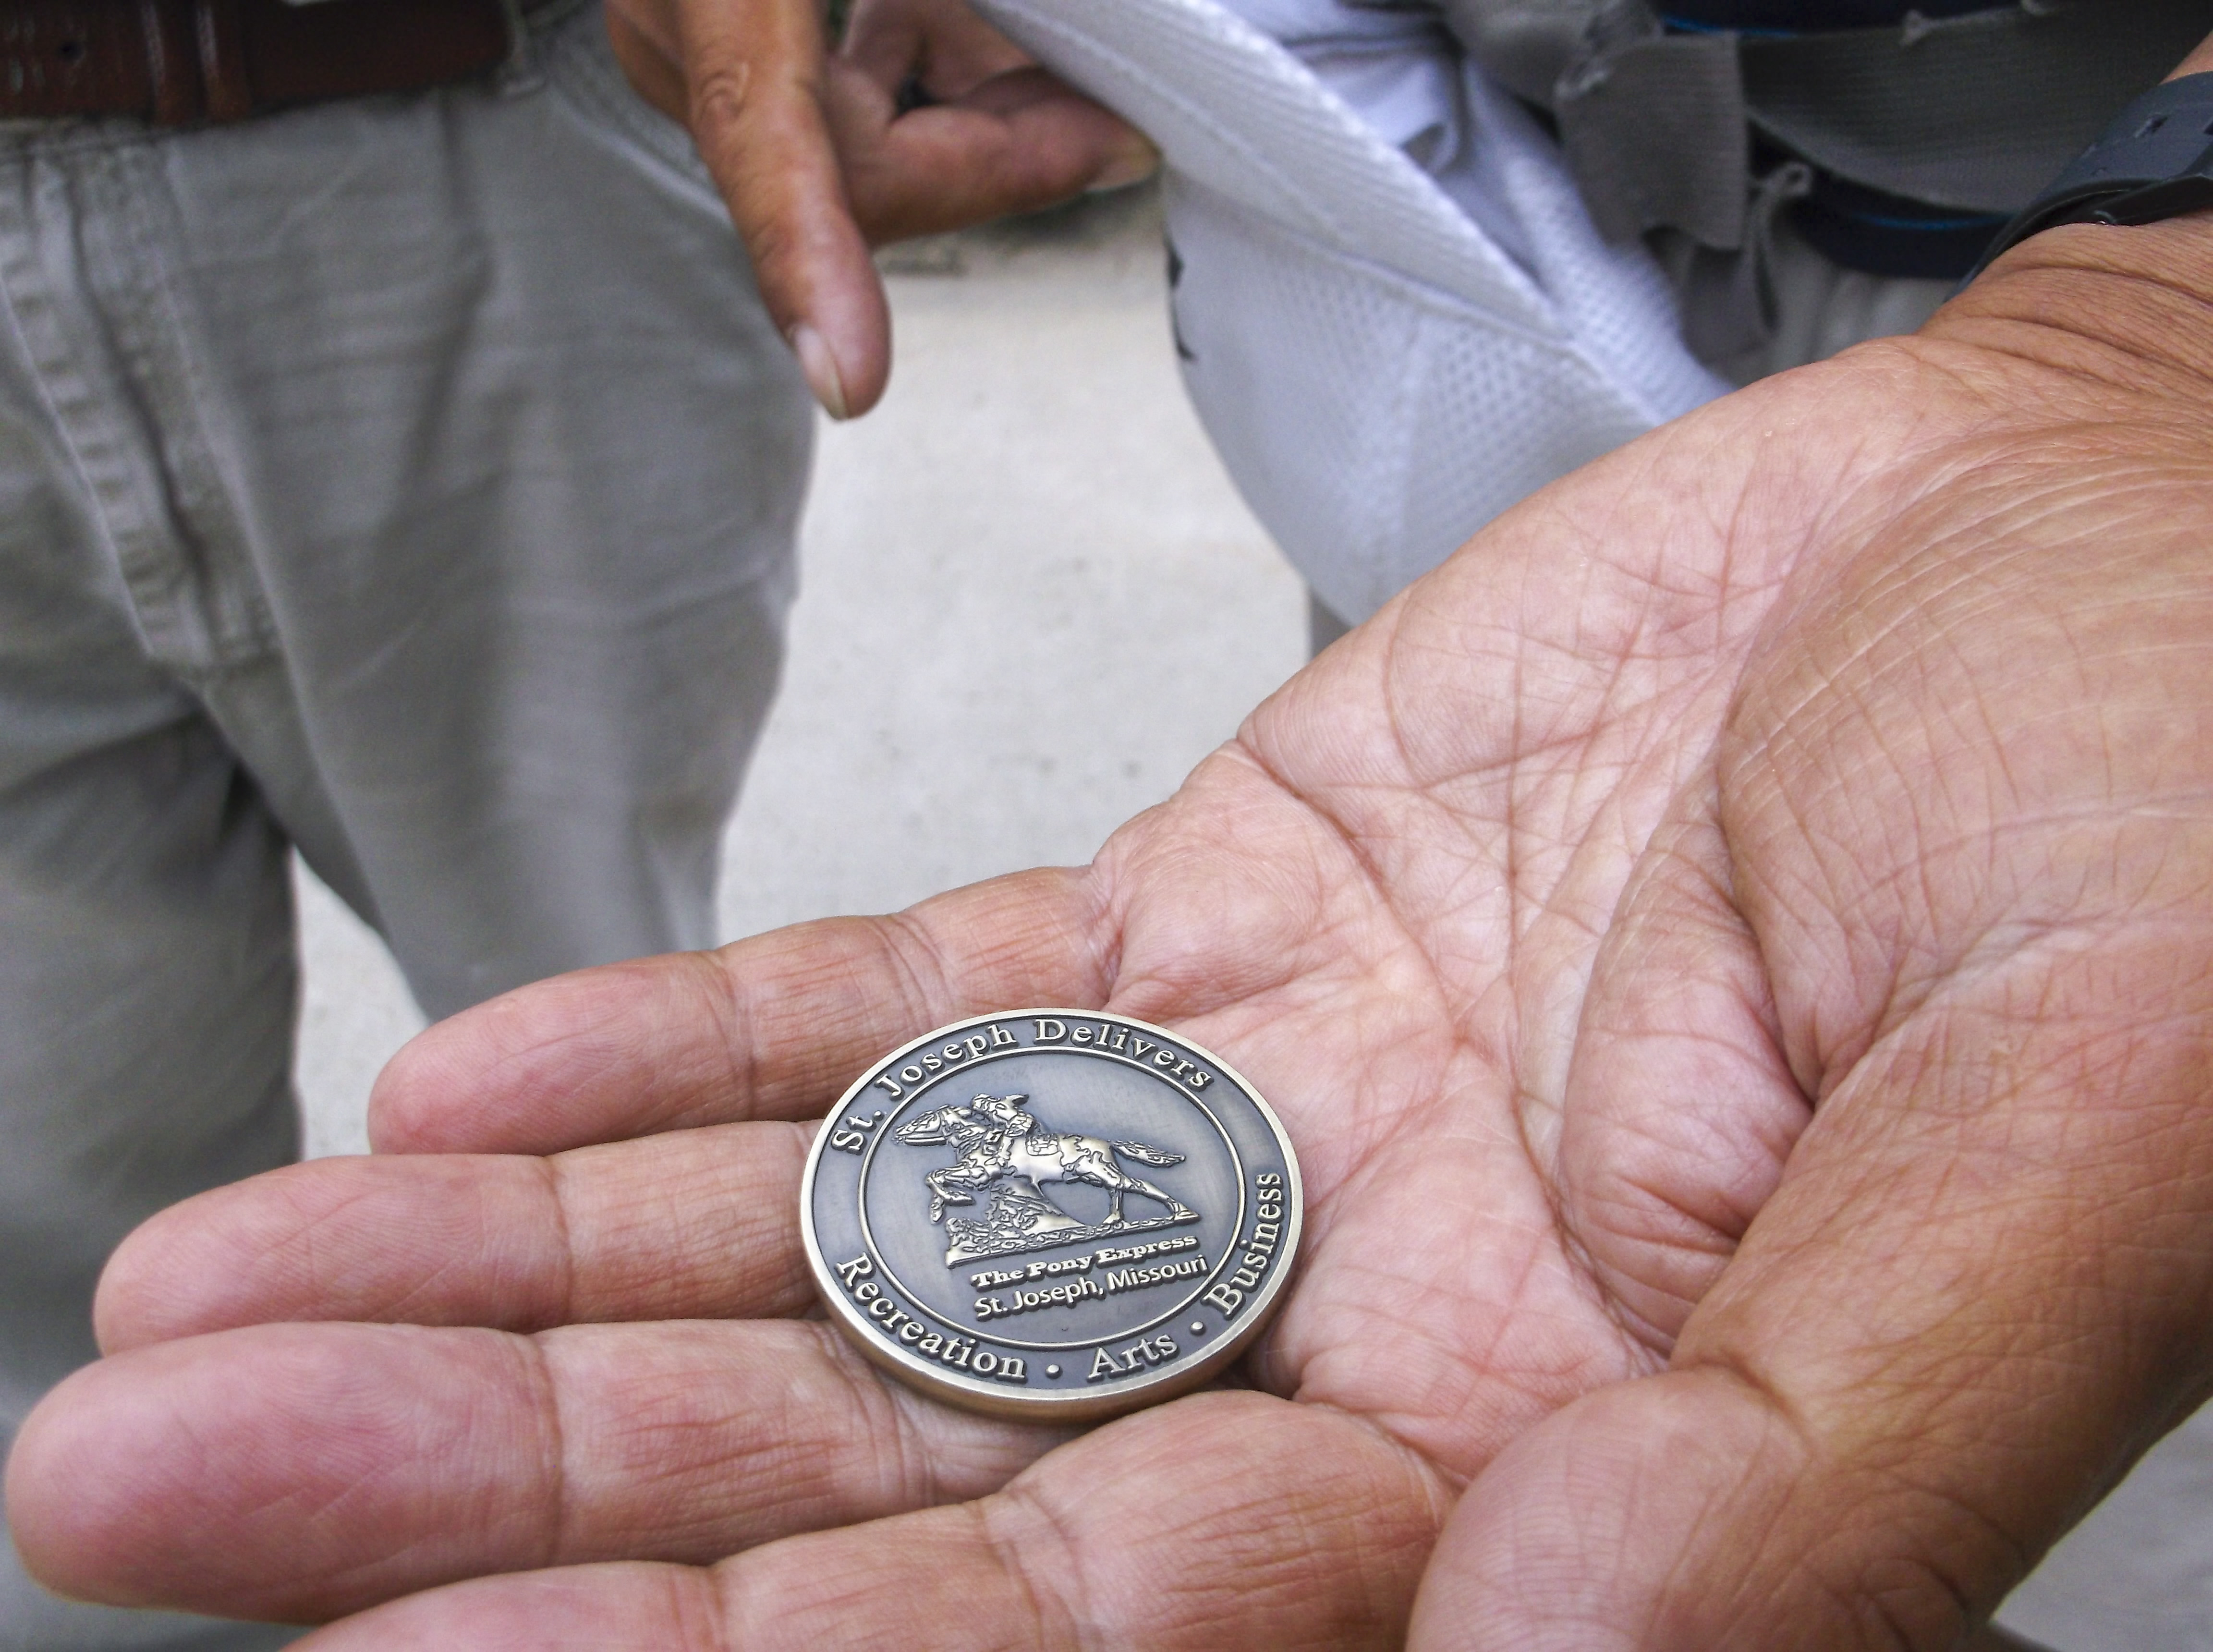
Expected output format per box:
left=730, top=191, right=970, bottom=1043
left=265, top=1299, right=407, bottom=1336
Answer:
left=860, top=1050, right=1242, bottom=1352
left=800, top=1009, right=1303, bottom=1422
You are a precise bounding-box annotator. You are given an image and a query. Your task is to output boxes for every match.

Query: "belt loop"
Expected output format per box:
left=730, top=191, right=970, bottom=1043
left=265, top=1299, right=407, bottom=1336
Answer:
left=193, top=0, right=248, bottom=119
left=138, top=0, right=202, bottom=122
left=494, top=0, right=542, bottom=96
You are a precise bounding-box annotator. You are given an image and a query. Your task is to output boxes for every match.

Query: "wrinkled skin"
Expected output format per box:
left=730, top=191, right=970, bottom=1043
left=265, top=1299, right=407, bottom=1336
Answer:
left=606, top=0, right=1155, bottom=416
left=8, top=224, right=2213, bottom=1649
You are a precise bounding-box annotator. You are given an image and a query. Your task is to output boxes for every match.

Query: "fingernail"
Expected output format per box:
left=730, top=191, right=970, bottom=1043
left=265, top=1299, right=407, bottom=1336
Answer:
left=789, top=323, right=850, bottom=420
left=1089, top=137, right=1162, bottom=194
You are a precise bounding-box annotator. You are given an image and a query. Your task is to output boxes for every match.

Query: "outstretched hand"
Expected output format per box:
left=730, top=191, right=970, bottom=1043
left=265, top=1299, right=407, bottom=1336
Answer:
left=607, top=0, right=1155, bottom=417
left=9, top=226, right=2213, bottom=1648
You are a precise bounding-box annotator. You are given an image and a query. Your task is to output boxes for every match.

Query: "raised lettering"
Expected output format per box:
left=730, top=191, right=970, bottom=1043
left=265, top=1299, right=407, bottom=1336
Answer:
left=972, top=1350, right=999, bottom=1375
left=828, top=1128, right=866, bottom=1154
left=966, top=1034, right=990, bottom=1059
left=899, top=1322, right=926, bottom=1343
left=867, top=1297, right=896, bottom=1320
left=900, top=1065, right=924, bottom=1084
left=990, top=1023, right=1017, bottom=1046
left=835, top=1255, right=875, bottom=1287
left=1033, top=1018, right=1066, bottom=1042
left=918, top=1333, right=945, bottom=1356
left=1130, top=1038, right=1153, bottom=1058
left=1088, top=1347, right=1122, bottom=1382
left=1253, top=1221, right=1280, bottom=1248
left=872, top=1075, right=904, bottom=1100
left=854, top=1281, right=881, bottom=1301
left=1072, top=1025, right=1093, bottom=1043
left=1204, top=1283, right=1246, bottom=1315
left=1189, top=1071, right=1212, bottom=1088
left=997, top=1357, right=1027, bottom=1383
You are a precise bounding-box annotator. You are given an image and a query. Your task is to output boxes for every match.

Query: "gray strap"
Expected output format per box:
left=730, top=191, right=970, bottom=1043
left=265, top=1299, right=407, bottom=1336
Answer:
left=1556, top=10, right=1748, bottom=243
left=1741, top=0, right=2213, bottom=213
left=1430, top=0, right=2213, bottom=239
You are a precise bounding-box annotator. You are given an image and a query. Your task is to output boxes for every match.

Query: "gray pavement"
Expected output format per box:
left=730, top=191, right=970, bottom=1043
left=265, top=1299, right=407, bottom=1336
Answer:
left=287, top=188, right=2210, bottom=1651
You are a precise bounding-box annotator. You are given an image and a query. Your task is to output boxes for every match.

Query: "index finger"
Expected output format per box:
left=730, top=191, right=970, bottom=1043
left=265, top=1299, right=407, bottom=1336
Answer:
left=674, top=0, right=891, bottom=417
left=369, top=866, right=1108, bottom=1156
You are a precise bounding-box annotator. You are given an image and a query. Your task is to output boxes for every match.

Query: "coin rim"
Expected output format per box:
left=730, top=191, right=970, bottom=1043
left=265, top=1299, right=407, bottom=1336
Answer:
left=800, top=1008, right=1303, bottom=1422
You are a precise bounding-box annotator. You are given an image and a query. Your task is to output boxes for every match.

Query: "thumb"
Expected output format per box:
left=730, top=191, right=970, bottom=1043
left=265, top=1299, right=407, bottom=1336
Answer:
left=1409, top=930, right=2213, bottom=1650
left=1410, top=1370, right=2096, bottom=1651
left=1410, top=411, right=2213, bottom=1650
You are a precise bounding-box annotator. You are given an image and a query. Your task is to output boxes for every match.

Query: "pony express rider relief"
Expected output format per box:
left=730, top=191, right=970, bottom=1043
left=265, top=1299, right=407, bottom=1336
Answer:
left=801, top=1010, right=1302, bottom=1419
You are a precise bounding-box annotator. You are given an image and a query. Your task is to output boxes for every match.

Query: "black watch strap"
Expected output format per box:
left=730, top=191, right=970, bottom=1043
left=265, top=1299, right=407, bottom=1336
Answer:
left=1963, top=70, right=2213, bottom=284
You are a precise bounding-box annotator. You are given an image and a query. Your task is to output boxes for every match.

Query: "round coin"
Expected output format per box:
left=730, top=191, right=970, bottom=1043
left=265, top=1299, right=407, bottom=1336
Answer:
left=801, top=1009, right=1301, bottom=1421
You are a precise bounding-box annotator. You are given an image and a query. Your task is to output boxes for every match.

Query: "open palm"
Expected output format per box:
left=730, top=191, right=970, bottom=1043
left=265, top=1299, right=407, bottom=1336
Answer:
left=12, top=245, right=2213, bottom=1650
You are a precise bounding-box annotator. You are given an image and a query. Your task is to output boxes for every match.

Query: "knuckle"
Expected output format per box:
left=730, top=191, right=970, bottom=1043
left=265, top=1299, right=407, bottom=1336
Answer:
left=686, top=61, right=758, bottom=130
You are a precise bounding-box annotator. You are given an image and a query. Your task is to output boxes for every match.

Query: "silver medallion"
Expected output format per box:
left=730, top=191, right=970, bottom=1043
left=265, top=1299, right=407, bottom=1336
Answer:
left=801, top=1010, right=1302, bottom=1421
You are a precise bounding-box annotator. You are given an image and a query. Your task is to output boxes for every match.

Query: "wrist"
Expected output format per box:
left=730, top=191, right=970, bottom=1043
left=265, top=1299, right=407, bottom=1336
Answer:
left=1927, top=32, right=2213, bottom=410
left=1919, top=209, right=2213, bottom=416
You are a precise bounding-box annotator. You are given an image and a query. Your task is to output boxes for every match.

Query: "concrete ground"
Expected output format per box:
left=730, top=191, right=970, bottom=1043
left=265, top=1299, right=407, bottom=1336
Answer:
left=287, top=187, right=2210, bottom=1652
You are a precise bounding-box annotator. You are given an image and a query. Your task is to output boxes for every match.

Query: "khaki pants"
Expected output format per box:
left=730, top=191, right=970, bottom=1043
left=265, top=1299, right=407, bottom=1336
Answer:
left=0, top=8, right=811, bottom=1645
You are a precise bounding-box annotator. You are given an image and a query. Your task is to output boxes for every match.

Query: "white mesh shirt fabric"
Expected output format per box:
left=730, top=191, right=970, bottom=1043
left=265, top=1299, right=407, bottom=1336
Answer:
left=970, top=0, right=1728, bottom=622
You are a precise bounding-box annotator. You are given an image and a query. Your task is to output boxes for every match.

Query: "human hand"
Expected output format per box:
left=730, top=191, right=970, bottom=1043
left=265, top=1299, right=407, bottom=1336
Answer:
left=606, top=0, right=1155, bottom=418
left=10, top=219, right=2213, bottom=1646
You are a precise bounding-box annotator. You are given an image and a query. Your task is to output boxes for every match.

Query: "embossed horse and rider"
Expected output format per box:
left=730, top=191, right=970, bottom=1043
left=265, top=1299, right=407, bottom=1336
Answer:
left=894, top=1092, right=1198, bottom=1264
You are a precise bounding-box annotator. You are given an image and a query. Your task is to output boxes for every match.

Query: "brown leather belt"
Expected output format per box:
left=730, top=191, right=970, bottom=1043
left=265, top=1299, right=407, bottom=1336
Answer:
left=0, top=0, right=515, bottom=125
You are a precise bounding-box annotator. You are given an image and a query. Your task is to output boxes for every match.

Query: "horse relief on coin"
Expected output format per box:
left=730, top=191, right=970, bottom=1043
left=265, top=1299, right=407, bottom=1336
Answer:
left=801, top=1010, right=1302, bottom=1420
